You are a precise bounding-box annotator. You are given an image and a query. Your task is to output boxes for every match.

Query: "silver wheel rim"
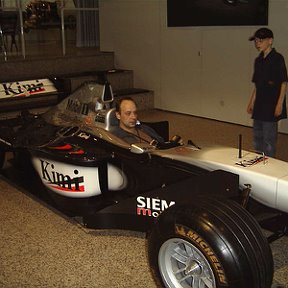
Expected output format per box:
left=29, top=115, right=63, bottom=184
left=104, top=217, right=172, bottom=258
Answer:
left=158, top=238, right=216, bottom=288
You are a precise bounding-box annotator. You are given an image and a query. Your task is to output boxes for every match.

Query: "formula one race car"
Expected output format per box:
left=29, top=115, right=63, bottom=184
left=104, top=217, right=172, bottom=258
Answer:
left=1, top=81, right=285, bottom=288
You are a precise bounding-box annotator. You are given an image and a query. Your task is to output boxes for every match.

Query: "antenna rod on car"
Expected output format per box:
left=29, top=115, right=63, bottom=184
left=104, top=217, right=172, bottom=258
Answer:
left=238, top=134, right=242, bottom=159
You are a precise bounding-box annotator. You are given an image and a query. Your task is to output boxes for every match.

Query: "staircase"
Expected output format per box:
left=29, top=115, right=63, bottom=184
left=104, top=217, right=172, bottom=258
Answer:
left=0, top=52, right=154, bottom=113
left=60, top=69, right=154, bottom=111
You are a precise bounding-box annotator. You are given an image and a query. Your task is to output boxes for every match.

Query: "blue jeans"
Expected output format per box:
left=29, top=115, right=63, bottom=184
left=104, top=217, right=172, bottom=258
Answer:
left=253, top=120, right=278, bottom=158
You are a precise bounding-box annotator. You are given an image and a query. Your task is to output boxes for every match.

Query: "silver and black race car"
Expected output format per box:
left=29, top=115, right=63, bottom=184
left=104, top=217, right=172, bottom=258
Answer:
left=0, top=81, right=280, bottom=288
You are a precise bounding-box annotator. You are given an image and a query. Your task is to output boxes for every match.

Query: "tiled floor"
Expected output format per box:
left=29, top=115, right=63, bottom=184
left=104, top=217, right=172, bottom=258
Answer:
left=0, top=176, right=156, bottom=288
left=1, top=173, right=287, bottom=288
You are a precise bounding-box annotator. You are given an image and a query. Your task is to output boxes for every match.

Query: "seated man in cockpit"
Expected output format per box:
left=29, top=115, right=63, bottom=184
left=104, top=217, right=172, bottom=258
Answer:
left=112, top=97, right=164, bottom=145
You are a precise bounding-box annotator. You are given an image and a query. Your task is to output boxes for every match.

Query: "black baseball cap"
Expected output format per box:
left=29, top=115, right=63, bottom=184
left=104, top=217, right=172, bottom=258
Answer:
left=249, top=28, right=274, bottom=41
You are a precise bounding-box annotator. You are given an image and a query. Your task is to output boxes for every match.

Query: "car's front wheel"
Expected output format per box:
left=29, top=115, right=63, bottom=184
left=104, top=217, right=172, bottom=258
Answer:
left=148, top=197, right=273, bottom=288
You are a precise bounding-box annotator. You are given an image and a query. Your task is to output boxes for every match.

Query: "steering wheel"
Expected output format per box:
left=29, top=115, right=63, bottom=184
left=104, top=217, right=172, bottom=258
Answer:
left=156, top=135, right=183, bottom=149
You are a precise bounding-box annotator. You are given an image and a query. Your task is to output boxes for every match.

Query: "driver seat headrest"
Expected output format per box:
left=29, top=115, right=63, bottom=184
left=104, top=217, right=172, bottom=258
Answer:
left=106, top=108, right=119, bottom=131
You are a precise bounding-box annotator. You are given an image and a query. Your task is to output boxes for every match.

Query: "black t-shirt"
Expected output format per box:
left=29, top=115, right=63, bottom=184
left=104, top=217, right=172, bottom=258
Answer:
left=111, top=124, right=164, bottom=145
left=252, top=48, right=288, bottom=121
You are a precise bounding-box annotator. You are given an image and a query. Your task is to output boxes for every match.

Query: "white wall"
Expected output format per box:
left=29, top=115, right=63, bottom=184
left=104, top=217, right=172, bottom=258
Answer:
left=99, top=0, right=288, bottom=133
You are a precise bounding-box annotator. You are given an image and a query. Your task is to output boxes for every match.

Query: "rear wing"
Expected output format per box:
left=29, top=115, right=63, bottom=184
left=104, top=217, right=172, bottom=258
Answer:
left=0, top=78, right=64, bottom=114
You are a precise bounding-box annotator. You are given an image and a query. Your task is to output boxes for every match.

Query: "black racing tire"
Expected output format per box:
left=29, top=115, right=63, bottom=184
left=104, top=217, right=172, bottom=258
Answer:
left=148, top=197, right=273, bottom=288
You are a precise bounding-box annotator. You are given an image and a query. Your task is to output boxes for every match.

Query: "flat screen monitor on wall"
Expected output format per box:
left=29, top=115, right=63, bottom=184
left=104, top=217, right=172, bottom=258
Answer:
left=167, top=0, right=269, bottom=27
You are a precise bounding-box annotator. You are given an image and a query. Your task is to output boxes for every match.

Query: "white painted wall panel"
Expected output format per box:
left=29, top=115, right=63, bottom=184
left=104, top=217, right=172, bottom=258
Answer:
left=100, top=0, right=288, bottom=133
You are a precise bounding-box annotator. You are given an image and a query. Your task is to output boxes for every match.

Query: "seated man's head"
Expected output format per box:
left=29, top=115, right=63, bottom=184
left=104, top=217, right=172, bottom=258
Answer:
left=115, top=97, right=138, bottom=132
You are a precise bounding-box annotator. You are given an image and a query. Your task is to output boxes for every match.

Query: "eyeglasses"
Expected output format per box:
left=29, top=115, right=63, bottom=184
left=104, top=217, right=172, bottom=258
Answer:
left=254, top=38, right=268, bottom=43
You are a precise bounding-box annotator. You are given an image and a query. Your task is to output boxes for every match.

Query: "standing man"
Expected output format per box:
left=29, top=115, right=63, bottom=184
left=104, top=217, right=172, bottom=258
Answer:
left=247, top=27, right=288, bottom=157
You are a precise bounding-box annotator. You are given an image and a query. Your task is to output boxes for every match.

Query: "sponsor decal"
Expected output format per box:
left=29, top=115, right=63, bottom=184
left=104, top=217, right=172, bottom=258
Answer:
left=47, top=144, right=85, bottom=155
left=68, top=149, right=85, bottom=155
left=48, top=144, right=73, bottom=150
left=66, top=99, right=89, bottom=115
left=136, top=196, right=175, bottom=217
left=235, top=155, right=267, bottom=167
left=0, top=79, right=57, bottom=99
left=175, top=225, right=227, bottom=285
left=78, top=132, right=90, bottom=140
left=84, top=116, right=93, bottom=125
left=40, top=159, right=85, bottom=192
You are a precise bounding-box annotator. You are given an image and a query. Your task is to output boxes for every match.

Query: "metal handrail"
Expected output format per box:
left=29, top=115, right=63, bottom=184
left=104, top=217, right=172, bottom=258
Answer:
left=0, top=23, right=7, bottom=61
left=0, top=1, right=25, bottom=59
left=60, top=7, right=99, bottom=56
left=16, top=0, right=25, bottom=59
left=0, top=1, right=99, bottom=59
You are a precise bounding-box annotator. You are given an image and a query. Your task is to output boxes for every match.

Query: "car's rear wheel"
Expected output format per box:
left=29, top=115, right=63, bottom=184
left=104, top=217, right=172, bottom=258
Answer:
left=148, top=197, right=273, bottom=288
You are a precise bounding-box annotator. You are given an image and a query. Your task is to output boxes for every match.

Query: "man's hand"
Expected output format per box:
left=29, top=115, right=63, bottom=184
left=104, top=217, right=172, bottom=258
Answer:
left=274, top=102, right=283, bottom=117
left=247, top=103, right=253, bottom=114
left=247, top=88, right=256, bottom=115
left=275, top=82, right=287, bottom=117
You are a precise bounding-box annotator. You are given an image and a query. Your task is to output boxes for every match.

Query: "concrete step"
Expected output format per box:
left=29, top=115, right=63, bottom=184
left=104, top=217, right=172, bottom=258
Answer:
left=0, top=52, right=154, bottom=112
left=0, top=88, right=154, bottom=120
left=107, top=69, right=134, bottom=91
left=60, top=69, right=134, bottom=94
left=1, top=52, right=115, bottom=82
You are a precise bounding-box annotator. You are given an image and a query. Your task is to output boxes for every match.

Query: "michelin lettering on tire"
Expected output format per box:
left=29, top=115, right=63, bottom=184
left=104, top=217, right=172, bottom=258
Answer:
left=175, top=224, right=227, bottom=285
